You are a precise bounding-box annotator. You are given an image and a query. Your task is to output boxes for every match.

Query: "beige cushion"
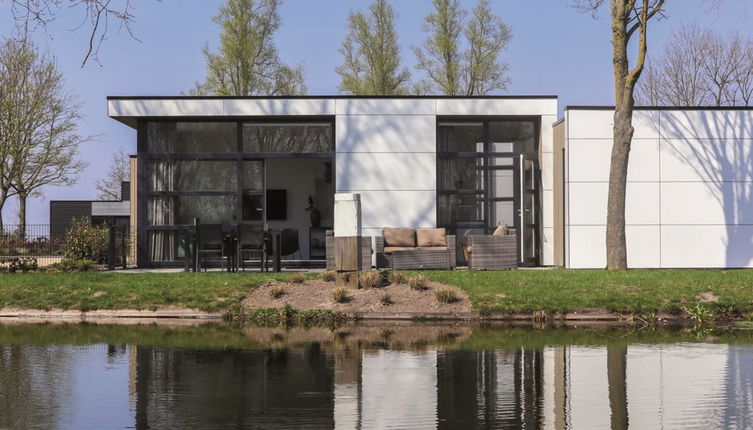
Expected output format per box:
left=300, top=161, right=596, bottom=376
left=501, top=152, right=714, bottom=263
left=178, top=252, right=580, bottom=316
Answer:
left=493, top=225, right=509, bottom=236
left=416, top=228, right=447, bottom=247
left=384, top=246, right=416, bottom=253
left=383, top=228, right=415, bottom=247
left=417, top=246, right=448, bottom=251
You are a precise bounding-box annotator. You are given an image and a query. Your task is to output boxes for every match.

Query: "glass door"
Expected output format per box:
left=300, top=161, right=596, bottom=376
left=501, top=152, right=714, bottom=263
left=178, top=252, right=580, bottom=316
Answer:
left=516, top=155, right=538, bottom=265
left=240, top=160, right=265, bottom=225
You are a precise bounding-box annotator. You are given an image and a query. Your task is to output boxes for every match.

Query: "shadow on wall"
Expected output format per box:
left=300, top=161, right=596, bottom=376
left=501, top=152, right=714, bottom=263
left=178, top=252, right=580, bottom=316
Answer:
left=661, top=110, right=753, bottom=267
left=337, top=114, right=436, bottom=229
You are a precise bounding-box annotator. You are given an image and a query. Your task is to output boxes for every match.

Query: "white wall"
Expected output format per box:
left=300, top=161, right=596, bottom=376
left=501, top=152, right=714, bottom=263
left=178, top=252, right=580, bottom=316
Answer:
left=564, top=108, right=753, bottom=268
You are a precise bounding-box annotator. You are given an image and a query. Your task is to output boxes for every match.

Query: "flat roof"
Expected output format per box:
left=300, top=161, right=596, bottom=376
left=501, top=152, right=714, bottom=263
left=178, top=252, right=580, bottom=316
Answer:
left=108, top=95, right=558, bottom=100
left=566, top=105, right=753, bottom=111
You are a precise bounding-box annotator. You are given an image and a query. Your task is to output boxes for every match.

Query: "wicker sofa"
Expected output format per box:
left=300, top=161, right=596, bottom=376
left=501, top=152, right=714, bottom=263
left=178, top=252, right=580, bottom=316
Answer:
left=375, top=227, right=455, bottom=270
left=325, top=231, right=373, bottom=270
left=467, top=229, right=517, bottom=270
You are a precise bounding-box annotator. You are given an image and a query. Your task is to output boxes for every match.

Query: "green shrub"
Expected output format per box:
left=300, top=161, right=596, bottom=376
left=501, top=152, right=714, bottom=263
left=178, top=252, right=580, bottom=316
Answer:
left=49, top=258, right=98, bottom=272
left=289, top=273, right=306, bottom=284
left=434, top=287, right=459, bottom=304
left=408, top=274, right=428, bottom=291
left=65, top=218, right=108, bottom=263
left=321, top=271, right=337, bottom=282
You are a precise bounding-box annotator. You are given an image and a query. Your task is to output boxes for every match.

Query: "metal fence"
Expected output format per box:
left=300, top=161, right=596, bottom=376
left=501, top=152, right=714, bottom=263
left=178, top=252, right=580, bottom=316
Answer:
left=0, top=224, right=136, bottom=269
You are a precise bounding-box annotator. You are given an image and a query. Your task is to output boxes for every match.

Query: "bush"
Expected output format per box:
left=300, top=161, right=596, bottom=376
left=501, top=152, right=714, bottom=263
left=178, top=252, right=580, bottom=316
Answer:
left=269, top=284, right=286, bottom=299
left=321, top=271, right=337, bottom=282
left=389, top=271, right=408, bottom=285
left=49, top=258, right=98, bottom=272
left=435, top=287, right=459, bottom=304
left=289, top=273, right=306, bottom=284
left=380, top=293, right=393, bottom=306
left=0, top=257, right=38, bottom=272
left=408, top=274, right=428, bottom=291
left=65, top=218, right=108, bottom=263
left=358, top=271, right=382, bottom=289
left=332, top=287, right=351, bottom=303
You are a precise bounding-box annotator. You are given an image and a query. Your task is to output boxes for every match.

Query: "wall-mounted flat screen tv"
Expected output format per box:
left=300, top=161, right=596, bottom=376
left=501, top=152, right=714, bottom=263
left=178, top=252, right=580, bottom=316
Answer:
left=266, top=189, right=287, bottom=220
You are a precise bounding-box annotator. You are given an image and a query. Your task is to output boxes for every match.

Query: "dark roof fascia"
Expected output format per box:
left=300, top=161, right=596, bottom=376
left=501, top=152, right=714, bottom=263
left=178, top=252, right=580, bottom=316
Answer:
left=108, top=95, right=558, bottom=101
left=566, top=105, right=753, bottom=111
left=50, top=199, right=125, bottom=204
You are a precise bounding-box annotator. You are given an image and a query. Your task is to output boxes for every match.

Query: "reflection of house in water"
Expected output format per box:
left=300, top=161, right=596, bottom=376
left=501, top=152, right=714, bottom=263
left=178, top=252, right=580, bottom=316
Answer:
left=132, top=346, right=336, bottom=429
left=128, top=340, right=753, bottom=429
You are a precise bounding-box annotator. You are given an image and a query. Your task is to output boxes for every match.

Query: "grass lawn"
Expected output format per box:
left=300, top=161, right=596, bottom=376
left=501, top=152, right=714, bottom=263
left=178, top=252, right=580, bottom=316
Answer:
left=0, top=272, right=310, bottom=312
left=1, top=269, right=753, bottom=318
left=420, top=269, right=753, bottom=316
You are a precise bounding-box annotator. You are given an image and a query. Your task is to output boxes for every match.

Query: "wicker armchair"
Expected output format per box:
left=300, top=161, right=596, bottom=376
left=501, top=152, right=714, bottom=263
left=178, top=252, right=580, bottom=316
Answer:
left=376, top=233, right=456, bottom=270
left=468, top=230, right=517, bottom=270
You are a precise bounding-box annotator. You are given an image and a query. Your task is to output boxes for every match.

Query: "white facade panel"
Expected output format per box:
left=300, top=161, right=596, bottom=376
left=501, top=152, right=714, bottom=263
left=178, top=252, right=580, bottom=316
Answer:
left=661, top=225, right=753, bottom=268
left=567, top=138, right=660, bottom=183
left=567, top=225, right=661, bottom=268
left=435, top=98, right=557, bottom=116
left=542, top=227, right=554, bottom=266
left=661, top=110, right=753, bottom=139
left=356, top=190, right=436, bottom=229
left=108, top=99, right=224, bottom=117
left=223, top=98, right=335, bottom=116
left=660, top=182, right=733, bottom=225
left=335, top=152, right=436, bottom=191
left=540, top=153, right=554, bottom=191
left=539, top=114, right=557, bottom=153
left=336, top=98, right=435, bottom=115
left=660, top=138, right=753, bottom=182
left=567, top=182, right=659, bottom=226
left=336, top=115, right=436, bottom=153
left=542, top=189, right=554, bottom=228
left=567, top=109, right=660, bottom=139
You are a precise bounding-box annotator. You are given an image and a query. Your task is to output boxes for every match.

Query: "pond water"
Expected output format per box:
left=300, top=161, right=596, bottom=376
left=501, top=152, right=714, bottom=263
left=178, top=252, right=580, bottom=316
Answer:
left=0, top=322, right=752, bottom=429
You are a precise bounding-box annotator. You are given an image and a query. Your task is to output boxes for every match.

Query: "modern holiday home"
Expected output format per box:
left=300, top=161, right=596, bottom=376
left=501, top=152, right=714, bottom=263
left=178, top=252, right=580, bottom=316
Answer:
left=108, top=96, right=753, bottom=269
left=108, top=95, right=557, bottom=268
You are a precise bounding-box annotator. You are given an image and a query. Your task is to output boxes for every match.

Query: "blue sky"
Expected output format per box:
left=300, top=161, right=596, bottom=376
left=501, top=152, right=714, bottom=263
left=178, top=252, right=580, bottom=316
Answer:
left=1, top=0, right=752, bottom=225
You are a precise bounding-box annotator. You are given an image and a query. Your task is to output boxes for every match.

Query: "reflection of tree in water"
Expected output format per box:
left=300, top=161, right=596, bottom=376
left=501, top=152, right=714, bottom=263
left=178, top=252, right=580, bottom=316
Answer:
left=0, top=345, right=74, bottom=430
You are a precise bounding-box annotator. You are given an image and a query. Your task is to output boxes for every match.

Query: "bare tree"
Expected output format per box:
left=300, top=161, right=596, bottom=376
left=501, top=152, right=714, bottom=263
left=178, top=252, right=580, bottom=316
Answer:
left=5, top=0, right=142, bottom=67
left=576, top=0, right=666, bottom=270
left=637, top=24, right=753, bottom=107
left=414, top=0, right=512, bottom=95
left=0, top=38, right=88, bottom=236
left=95, top=149, right=129, bottom=200
left=336, top=0, right=411, bottom=95
left=195, top=0, right=306, bottom=96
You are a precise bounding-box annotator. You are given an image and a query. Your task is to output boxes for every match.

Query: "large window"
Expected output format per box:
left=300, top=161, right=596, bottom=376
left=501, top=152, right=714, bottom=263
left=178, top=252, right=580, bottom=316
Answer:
left=437, top=119, right=538, bottom=265
left=142, top=120, right=333, bottom=263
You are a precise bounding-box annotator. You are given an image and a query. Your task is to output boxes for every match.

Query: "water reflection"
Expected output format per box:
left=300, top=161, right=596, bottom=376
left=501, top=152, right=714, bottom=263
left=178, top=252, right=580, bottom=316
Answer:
left=0, top=323, right=752, bottom=429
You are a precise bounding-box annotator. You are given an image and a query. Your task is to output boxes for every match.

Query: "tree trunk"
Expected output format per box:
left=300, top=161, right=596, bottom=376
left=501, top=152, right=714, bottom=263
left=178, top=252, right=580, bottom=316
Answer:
left=607, top=344, right=629, bottom=430
left=606, top=107, right=633, bottom=270
left=17, top=193, right=27, bottom=239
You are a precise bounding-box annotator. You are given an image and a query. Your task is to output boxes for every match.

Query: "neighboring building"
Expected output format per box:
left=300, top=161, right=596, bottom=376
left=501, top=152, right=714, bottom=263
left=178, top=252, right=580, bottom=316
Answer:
left=49, top=181, right=131, bottom=238
left=108, top=96, right=557, bottom=268
left=107, top=96, right=753, bottom=269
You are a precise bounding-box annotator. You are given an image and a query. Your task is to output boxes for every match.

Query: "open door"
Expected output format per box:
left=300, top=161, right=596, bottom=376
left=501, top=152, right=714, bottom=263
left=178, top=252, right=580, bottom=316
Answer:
left=516, top=155, right=539, bottom=265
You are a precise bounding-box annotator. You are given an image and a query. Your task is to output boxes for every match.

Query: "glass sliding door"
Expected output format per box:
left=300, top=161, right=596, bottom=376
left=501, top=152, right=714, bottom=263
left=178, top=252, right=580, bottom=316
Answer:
left=438, top=119, right=540, bottom=266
